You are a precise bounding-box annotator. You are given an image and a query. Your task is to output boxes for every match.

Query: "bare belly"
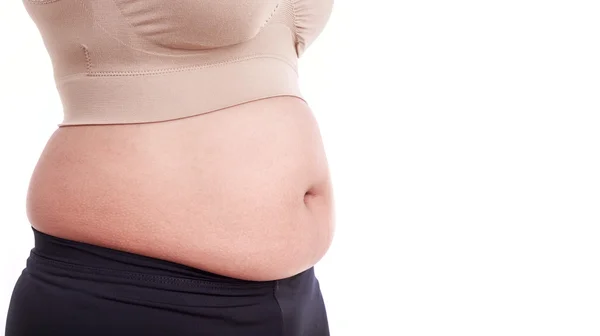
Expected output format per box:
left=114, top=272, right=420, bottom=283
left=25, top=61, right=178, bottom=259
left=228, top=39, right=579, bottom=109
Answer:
left=26, top=96, right=335, bottom=281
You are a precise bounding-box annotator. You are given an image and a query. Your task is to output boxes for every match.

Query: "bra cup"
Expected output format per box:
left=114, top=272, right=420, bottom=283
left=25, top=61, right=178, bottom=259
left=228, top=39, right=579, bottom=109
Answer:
left=113, top=0, right=281, bottom=50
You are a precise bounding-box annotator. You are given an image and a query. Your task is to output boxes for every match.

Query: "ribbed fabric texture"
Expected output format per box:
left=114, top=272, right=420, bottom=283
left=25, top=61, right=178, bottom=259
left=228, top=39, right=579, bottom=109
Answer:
left=22, top=0, right=333, bottom=126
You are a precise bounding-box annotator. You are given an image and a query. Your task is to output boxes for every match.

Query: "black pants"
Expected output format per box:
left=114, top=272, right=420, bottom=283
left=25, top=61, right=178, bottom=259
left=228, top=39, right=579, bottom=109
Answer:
left=5, top=228, right=330, bottom=336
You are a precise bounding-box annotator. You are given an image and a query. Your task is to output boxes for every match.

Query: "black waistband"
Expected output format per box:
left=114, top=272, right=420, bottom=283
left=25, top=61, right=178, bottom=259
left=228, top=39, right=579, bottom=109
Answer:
left=29, top=226, right=277, bottom=289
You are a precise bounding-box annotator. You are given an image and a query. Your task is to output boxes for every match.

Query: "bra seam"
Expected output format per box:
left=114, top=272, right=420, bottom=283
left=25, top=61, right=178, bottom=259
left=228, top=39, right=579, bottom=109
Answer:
left=260, top=3, right=280, bottom=30
left=81, top=44, right=92, bottom=72
left=89, top=55, right=296, bottom=77
left=63, top=53, right=297, bottom=80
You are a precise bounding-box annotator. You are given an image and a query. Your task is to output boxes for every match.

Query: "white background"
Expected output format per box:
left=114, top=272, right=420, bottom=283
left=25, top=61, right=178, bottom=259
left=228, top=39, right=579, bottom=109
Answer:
left=1, top=1, right=600, bottom=335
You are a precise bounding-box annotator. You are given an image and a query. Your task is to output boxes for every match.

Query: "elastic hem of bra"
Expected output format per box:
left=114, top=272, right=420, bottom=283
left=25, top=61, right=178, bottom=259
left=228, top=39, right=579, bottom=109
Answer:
left=56, top=56, right=303, bottom=126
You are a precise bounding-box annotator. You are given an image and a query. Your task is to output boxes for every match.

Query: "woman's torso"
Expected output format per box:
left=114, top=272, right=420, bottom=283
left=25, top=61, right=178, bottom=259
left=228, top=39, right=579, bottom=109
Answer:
left=26, top=96, right=335, bottom=281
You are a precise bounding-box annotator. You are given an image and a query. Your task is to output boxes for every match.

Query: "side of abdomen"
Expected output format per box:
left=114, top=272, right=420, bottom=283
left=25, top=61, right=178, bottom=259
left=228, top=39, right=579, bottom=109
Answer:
left=26, top=97, right=334, bottom=281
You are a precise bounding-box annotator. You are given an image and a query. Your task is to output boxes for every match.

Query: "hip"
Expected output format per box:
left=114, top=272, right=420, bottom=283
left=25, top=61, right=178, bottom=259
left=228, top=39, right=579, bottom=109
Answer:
left=5, top=227, right=329, bottom=336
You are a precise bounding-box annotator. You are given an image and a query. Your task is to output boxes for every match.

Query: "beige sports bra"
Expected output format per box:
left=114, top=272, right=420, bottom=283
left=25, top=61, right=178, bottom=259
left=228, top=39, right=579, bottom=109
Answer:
left=23, top=0, right=333, bottom=126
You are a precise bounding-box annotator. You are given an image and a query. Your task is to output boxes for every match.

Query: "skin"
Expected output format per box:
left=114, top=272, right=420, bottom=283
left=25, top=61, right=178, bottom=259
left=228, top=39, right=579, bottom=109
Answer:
left=27, top=96, right=335, bottom=281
